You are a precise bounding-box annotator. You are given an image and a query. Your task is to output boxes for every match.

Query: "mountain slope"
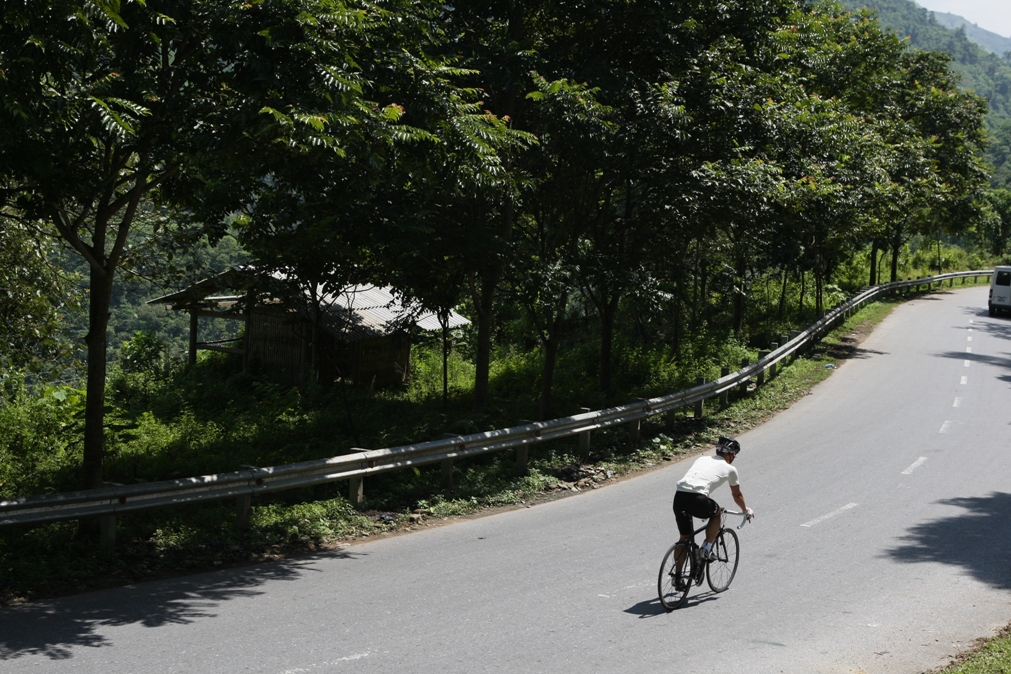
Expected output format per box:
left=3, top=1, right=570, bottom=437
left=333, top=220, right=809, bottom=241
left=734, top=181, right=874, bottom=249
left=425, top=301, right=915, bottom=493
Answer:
left=930, top=11, right=1011, bottom=58
left=844, top=0, right=1011, bottom=187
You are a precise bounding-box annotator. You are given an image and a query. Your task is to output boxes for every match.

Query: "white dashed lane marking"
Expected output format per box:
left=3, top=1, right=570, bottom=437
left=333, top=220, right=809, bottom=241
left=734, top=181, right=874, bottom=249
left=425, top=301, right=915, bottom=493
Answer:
left=902, top=457, right=928, bottom=475
left=953, top=398, right=962, bottom=408
left=801, top=503, right=859, bottom=528
left=966, top=347, right=972, bottom=353
left=940, top=421, right=954, bottom=434
left=961, top=376, right=968, bottom=385
left=964, top=360, right=970, bottom=367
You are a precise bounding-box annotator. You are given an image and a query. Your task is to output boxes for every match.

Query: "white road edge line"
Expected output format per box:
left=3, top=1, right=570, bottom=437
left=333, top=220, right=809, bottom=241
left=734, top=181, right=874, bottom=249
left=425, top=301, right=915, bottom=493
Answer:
left=940, top=420, right=954, bottom=434
left=801, top=503, right=859, bottom=528
left=953, top=397, right=962, bottom=408
left=902, top=457, right=928, bottom=475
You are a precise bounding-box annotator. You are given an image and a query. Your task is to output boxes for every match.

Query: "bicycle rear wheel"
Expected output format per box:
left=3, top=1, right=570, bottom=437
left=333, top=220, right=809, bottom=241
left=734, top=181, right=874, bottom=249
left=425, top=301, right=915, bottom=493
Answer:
left=658, top=542, right=693, bottom=610
left=706, top=528, right=739, bottom=592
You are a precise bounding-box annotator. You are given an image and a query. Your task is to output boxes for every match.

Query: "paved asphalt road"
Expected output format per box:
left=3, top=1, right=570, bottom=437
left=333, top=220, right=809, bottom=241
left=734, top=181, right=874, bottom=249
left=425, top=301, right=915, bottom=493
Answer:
left=2, top=285, right=1011, bottom=673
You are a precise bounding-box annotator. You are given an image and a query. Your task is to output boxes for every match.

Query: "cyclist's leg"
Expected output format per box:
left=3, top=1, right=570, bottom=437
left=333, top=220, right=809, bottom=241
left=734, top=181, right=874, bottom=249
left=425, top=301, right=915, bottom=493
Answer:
left=672, top=492, right=696, bottom=574
left=704, top=505, right=722, bottom=545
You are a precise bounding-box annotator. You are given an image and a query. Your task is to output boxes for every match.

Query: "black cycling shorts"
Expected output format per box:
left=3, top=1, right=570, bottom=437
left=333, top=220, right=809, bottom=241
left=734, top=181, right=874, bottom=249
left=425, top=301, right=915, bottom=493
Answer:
left=673, top=490, right=720, bottom=537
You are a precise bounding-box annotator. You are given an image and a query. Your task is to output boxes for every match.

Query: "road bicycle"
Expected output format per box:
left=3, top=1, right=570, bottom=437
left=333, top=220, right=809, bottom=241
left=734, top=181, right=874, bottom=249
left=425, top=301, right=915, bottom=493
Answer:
left=657, top=509, right=748, bottom=611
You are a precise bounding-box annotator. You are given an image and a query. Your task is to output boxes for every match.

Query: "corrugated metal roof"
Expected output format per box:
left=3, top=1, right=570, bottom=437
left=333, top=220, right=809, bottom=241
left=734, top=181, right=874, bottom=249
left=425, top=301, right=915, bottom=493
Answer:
left=319, top=285, right=469, bottom=341
left=149, top=269, right=470, bottom=342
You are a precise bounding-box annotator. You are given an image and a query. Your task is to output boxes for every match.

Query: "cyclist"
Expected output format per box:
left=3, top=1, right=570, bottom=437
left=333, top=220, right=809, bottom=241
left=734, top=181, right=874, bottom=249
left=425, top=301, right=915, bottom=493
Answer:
left=673, top=436, right=753, bottom=572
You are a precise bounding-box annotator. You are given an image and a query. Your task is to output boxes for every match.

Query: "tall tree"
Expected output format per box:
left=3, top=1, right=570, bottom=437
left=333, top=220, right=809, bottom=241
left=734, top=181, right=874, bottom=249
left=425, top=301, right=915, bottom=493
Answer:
left=0, top=0, right=390, bottom=490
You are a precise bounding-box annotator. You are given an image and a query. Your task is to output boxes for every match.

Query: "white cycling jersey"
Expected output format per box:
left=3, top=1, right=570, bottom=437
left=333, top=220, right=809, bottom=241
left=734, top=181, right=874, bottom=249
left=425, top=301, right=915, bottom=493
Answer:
left=676, top=455, right=738, bottom=497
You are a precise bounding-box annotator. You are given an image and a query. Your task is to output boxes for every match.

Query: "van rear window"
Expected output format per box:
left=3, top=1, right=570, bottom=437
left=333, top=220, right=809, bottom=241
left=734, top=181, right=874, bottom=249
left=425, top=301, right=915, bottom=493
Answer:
left=998, top=271, right=1011, bottom=286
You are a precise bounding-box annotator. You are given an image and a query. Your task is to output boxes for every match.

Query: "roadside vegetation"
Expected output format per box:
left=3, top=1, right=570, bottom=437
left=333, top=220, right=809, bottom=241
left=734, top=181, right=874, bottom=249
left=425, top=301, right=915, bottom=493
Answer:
left=0, top=280, right=987, bottom=604
left=939, top=627, right=1011, bottom=673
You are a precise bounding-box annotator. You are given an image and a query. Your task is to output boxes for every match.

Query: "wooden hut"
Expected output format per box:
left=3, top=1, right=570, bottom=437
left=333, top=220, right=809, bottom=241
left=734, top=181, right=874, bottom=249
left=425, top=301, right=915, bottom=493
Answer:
left=148, top=268, right=469, bottom=388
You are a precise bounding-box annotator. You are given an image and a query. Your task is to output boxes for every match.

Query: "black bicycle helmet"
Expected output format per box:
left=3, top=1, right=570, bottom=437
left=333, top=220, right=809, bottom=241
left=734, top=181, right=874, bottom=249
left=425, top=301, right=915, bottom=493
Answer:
left=716, top=436, right=741, bottom=455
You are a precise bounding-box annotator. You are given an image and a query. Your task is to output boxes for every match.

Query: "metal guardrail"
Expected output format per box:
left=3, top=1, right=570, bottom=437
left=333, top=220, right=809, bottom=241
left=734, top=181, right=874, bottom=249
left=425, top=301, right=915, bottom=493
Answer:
left=0, top=270, right=993, bottom=543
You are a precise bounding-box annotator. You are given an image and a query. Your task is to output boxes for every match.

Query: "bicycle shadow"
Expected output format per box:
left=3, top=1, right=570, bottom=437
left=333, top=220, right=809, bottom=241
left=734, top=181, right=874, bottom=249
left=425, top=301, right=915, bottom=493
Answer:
left=884, top=492, right=1011, bottom=590
left=0, top=547, right=362, bottom=661
left=624, top=591, right=720, bottom=618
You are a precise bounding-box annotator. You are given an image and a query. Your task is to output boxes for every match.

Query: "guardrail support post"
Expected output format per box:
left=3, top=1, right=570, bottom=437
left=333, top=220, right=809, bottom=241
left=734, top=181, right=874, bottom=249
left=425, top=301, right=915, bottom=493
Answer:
left=515, top=446, right=529, bottom=473
left=440, top=435, right=461, bottom=488
left=236, top=494, right=251, bottom=529
left=578, top=407, right=591, bottom=459
left=629, top=399, right=643, bottom=443
left=516, top=420, right=533, bottom=473
left=665, top=389, right=677, bottom=428
left=100, top=514, right=116, bottom=554
left=757, top=351, right=769, bottom=386
left=769, top=343, right=779, bottom=378
left=694, top=377, right=705, bottom=418
left=349, top=477, right=364, bottom=508
left=720, top=368, right=730, bottom=406
left=739, top=359, right=750, bottom=393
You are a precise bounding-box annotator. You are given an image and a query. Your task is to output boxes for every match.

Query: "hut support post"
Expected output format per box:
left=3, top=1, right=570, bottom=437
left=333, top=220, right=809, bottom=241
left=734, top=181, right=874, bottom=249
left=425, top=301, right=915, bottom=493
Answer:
left=188, top=311, right=198, bottom=366
left=242, top=288, right=254, bottom=371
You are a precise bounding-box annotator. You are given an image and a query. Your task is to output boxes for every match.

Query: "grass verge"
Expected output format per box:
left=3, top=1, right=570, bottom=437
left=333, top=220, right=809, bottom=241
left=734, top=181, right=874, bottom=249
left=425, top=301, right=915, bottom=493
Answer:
left=0, top=292, right=936, bottom=606
left=933, top=624, right=1011, bottom=673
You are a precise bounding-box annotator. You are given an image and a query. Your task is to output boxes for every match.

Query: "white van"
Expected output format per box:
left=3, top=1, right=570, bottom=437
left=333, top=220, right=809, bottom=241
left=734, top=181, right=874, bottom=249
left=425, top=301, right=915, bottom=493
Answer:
left=988, top=266, right=1011, bottom=316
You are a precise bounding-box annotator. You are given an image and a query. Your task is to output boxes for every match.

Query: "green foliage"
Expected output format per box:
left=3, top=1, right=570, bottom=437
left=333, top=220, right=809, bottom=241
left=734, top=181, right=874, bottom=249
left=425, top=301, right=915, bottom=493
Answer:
left=0, top=224, right=80, bottom=374
left=842, top=0, right=1011, bottom=189
left=0, top=377, right=84, bottom=498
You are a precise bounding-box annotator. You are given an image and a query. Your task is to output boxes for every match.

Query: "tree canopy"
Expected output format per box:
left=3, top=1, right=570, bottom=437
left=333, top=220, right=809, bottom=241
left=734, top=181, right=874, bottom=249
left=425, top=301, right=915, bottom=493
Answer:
left=0, top=0, right=995, bottom=495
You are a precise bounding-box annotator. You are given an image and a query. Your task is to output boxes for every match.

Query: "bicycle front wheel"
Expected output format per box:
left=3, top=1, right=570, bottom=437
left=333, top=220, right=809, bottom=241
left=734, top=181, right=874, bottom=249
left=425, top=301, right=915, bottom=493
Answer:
left=706, top=528, right=739, bottom=593
left=658, top=542, right=693, bottom=611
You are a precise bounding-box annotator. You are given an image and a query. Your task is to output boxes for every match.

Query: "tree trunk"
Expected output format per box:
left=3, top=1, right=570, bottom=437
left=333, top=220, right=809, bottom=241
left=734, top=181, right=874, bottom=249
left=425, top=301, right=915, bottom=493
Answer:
left=441, top=309, right=450, bottom=409
left=869, top=240, right=878, bottom=287
left=890, top=238, right=901, bottom=283
left=539, top=334, right=559, bottom=421
left=472, top=272, right=496, bottom=410
left=798, top=270, right=806, bottom=317
left=673, top=295, right=682, bottom=352
left=815, top=267, right=824, bottom=317
left=778, top=269, right=788, bottom=318
left=537, top=293, right=570, bottom=418
left=732, top=256, right=746, bottom=335
left=83, top=266, right=114, bottom=491
left=599, top=294, right=619, bottom=396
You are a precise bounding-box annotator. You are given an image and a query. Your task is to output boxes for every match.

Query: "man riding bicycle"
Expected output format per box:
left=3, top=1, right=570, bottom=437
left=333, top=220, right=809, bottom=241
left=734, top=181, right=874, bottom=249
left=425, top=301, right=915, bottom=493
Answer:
left=673, top=437, right=754, bottom=566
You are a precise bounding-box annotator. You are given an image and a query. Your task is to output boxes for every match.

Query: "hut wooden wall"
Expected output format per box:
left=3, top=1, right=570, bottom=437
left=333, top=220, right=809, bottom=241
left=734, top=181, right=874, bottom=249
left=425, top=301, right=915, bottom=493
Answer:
left=247, top=307, right=409, bottom=389
left=247, top=308, right=306, bottom=386
left=352, top=334, right=410, bottom=388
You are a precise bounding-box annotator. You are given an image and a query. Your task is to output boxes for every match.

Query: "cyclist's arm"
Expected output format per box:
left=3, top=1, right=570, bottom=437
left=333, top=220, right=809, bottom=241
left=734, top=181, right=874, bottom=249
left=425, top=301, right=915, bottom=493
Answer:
left=730, top=484, right=747, bottom=513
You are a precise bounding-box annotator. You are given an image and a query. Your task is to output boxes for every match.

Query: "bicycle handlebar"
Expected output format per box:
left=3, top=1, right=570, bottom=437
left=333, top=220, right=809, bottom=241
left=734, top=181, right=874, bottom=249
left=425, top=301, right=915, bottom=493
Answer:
left=722, top=509, right=751, bottom=530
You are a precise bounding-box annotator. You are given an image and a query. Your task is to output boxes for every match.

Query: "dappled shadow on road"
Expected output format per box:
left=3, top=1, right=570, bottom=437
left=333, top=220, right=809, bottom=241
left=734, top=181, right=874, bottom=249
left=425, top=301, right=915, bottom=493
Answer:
left=933, top=350, right=1011, bottom=382
left=823, top=342, right=888, bottom=360
left=884, top=492, right=1011, bottom=590
left=0, top=548, right=361, bottom=661
left=965, top=316, right=1011, bottom=343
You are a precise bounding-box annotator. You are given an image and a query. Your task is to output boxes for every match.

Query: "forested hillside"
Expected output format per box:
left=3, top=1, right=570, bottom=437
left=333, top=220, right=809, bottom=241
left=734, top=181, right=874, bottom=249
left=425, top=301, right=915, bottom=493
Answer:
left=930, top=11, right=1011, bottom=57
left=843, top=0, right=1011, bottom=187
